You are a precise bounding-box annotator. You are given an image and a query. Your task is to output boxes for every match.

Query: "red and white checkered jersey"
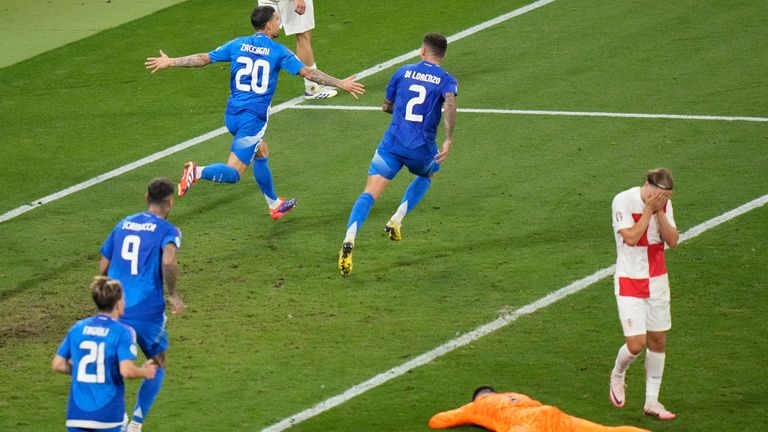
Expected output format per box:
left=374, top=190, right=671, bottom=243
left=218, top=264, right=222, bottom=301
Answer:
left=612, top=186, right=676, bottom=298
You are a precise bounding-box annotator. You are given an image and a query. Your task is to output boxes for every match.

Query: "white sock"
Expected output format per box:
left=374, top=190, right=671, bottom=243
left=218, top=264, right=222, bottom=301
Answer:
left=266, top=195, right=281, bottom=209
left=195, top=166, right=204, bottom=178
left=390, top=202, right=408, bottom=224
left=645, top=349, right=666, bottom=405
left=344, top=222, right=357, bottom=244
left=305, top=63, right=317, bottom=89
left=612, top=344, right=639, bottom=377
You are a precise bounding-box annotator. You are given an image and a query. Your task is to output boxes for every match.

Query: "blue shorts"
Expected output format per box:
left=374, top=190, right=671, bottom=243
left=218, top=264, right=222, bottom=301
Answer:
left=225, top=111, right=268, bottom=165
left=121, top=317, right=168, bottom=359
left=68, top=426, right=122, bottom=432
left=368, top=147, right=441, bottom=180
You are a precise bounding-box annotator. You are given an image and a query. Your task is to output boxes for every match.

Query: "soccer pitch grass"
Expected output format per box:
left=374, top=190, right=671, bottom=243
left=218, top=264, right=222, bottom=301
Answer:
left=0, top=0, right=188, bottom=68
left=1, top=0, right=767, bottom=431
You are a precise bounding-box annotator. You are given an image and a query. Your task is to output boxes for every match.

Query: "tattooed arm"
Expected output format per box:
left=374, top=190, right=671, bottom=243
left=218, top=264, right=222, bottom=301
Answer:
left=145, top=50, right=211, bottom=73
left=299, top=67, right=366, bottom=99
left=435, top=92, right=456, bottom=164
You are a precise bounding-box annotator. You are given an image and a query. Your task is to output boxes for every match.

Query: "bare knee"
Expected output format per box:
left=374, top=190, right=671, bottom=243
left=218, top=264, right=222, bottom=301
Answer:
left=152, top=352, right=167, bottom=369
left=295, top=31, right=312, bottom=46
left=255, top=142, right=269, bottom=158
left=646, top=331, right=667, bottom=352
left=625, top=336, right=646, bottom=355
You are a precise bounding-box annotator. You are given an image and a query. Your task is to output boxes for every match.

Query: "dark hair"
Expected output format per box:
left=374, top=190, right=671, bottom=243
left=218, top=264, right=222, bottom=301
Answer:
left=644, top=168, right=674, bottom=191
left=90, top=276, right=123, bottom=312
left=472, top=386, right=496, bottom=401
left=147, top=177, right=174, bottom=205
left=423, top=33, right=448, bottom=58
left=251, top=5, right=277, bottom=30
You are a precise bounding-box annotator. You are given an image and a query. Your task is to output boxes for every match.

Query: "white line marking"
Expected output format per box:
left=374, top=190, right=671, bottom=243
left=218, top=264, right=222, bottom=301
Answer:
left=1, top=127, right=221, bottom=223
left=0, top=0, right=558, bottom=223
left=291, top=104, right=768, bottom=122
left=262, top=193, right=768, bottom=432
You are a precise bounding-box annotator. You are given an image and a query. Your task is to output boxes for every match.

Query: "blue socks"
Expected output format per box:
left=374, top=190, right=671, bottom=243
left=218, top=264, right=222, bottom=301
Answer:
left=200, top=163, right=240, bottom=183
left=131, top=367, right=165, bottom=424
left=344, top=192, right=376, bottom=242
left=252, top=157, right=278, bottom=201
left=401, top=176, right=431, bottom=214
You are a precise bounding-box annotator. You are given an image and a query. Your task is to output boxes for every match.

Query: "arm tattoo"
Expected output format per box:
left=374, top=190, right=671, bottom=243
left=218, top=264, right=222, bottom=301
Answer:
left=443, top=93, right=457, bottom=139
left=172, top=54, right=208, bottom=68
left=163, top=261, right=178, bottom=296
left=305, top=68, right=343, bottom=88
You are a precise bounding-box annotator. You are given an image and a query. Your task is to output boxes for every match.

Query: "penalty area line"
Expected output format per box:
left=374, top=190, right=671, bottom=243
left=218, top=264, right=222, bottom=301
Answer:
left=261, top=193, right=768, bottom=431
left=291, top=104, right=768, bottom=122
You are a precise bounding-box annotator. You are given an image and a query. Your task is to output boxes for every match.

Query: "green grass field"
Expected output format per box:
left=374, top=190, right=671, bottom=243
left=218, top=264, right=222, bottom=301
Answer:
left=1, top=0, right=767, bottom=431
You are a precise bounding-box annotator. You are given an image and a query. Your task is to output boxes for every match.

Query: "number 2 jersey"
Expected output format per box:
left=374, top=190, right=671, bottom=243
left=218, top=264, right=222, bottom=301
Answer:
left=56, top=315, right=138, bottom=429
left=208, top=33, right=305, bottom=119
left=99, top=212, right=181, bottom=322
left=380, top=60, right=458, bottom=159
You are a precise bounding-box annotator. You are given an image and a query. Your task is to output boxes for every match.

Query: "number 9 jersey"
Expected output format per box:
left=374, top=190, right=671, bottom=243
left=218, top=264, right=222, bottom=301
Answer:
left=381, top=61, right=458, bottom=159
left=56, top=315, right=138, bottom=430
left=208, top=33, right=306, bottom=120
left=99, top=212, right=181, bottom=322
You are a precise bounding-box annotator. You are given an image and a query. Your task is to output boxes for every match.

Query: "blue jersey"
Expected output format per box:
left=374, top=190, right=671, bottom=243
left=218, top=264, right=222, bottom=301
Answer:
left=99, top=212, right=181, bottom=322
left=209, top=33, right=305, bottom=119
left=56, top=315, right=137, bottom=429
left=380, top=61, right=458, bottom=159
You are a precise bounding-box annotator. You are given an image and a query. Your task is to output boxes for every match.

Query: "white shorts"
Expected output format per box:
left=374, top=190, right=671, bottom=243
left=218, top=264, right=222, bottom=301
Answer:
left=615, top=276, right=672, bottom=336
left=258, top=0, right=315, bottom=35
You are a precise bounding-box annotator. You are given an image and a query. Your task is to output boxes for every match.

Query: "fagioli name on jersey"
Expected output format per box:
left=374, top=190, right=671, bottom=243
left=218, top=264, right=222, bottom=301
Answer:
left=404, top=70, right=441, bottom=85
left=83, top=326, right=110, bottom=337
left=240, top=44, right=270, bottom=55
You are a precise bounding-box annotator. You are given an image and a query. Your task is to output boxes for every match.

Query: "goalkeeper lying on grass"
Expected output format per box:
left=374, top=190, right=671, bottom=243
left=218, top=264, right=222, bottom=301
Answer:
left=429, top=386, right=651, bottom=432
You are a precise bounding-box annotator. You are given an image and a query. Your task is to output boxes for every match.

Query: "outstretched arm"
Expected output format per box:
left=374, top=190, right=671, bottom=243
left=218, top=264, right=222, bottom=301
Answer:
left=145, top=50, right=211, bottom=73
left=435, top=92, right=457, bottom=164
left=299, top=67, right=365, bottom=99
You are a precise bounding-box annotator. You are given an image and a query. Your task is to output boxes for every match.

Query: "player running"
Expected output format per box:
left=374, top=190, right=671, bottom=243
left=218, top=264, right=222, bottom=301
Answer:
left=145, top=6, right=365, bottom=220
left=98, top=178, right=184, bottom=432
left=52, top=277, right=157, bottom=432
left=338, top=33, right=457, bottom=275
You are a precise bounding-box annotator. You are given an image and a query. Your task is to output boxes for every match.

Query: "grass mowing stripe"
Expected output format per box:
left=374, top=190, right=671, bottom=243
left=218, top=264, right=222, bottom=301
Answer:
left=0, top=0, right=558, bottom=224
left=262, top=192, right=768, bottom=432
left=292, top=104, right=768, bottom=122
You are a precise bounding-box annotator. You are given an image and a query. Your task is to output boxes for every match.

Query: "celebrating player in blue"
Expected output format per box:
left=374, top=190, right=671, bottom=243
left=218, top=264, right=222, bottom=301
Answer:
left=145, top=5, right=365, bottom=220
left=52, top=277, right=157, bottom=432
left=98, top=178, right=183, bottom=432
left=338, top=33, right=458, bottom=275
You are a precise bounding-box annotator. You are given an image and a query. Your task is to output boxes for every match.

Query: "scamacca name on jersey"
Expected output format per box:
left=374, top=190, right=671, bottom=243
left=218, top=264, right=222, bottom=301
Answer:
left=121, top=221, right=157, bottom=232
left=404, top=70, right=442, bottom=85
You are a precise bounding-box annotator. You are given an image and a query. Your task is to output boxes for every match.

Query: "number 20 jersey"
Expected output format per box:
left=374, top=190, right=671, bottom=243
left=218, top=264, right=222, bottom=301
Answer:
left=380, top=61, right=458, bottom=159
left=208, top=33, right=305, bottom=119
left=99, top=212, right=181, bottom=322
